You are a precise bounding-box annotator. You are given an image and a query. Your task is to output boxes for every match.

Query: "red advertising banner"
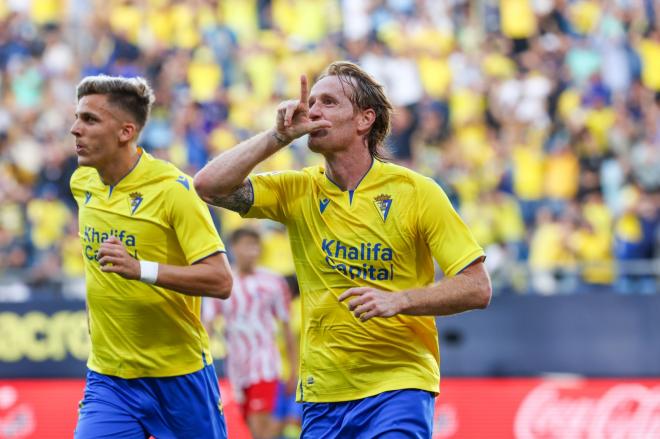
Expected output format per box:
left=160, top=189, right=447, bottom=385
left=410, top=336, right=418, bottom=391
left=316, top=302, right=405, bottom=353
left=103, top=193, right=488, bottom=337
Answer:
left=0, top=378, right=658, bottom=438
left=433, top=378, right=660, bottom=438
left=0, top=379, right=250, bottom=439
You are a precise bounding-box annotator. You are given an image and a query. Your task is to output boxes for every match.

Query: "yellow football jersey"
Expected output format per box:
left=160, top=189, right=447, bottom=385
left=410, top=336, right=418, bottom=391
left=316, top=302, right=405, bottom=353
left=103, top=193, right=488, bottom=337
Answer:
left=70, top=149, right=225, bottom=378
left=245, top=159, right=484, bottom=402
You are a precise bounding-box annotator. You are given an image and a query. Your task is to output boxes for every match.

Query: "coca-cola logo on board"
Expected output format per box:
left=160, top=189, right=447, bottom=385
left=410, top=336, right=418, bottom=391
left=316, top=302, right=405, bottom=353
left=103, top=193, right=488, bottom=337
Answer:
left=514, top=380, right=660, bottom=439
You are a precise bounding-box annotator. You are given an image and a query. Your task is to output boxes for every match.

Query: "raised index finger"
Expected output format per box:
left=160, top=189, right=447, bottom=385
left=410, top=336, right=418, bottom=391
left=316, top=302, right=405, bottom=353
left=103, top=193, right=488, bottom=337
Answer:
left=299, top=75, right=309, bottom=109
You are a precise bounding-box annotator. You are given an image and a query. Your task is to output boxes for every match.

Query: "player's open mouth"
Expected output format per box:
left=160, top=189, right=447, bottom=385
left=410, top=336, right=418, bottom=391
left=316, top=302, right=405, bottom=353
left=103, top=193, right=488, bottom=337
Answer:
left=310, top=129, right=327, bottom=138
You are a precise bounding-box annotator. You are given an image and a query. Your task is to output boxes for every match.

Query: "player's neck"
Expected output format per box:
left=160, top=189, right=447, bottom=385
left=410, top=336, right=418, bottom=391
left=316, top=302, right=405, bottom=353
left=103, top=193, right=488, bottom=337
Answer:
left=324, top=149, right=373, bottom=191
left=98, top=146, right=140, bottom=187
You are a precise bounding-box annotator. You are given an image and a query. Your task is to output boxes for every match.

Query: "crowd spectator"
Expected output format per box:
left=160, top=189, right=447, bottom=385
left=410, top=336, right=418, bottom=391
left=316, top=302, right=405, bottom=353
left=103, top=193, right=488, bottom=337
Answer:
left=0, top=0, right=658, bottom=298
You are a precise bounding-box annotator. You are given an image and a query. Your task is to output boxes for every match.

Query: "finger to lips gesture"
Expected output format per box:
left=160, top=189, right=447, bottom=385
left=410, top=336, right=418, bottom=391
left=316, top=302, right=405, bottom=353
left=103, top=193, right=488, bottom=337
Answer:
left=338, top=287, right=401, bottom=322
left=275, top=75, right=331, bottom=142
left=97, top=236, right=140, bottom=280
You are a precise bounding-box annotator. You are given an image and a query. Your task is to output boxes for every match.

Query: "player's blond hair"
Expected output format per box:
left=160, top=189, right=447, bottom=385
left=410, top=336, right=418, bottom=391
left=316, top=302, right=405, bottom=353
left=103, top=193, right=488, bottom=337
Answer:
left=319, top=61, right=392, bottom=161
left=76, top=75, right=155, bottom=130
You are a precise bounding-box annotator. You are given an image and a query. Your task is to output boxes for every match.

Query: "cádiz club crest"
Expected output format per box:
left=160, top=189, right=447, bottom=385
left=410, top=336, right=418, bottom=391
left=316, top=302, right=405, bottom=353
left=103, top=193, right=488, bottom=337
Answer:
left=373, top=194, right=392, bottom=222
left=128, top=192, right=143, bottom=215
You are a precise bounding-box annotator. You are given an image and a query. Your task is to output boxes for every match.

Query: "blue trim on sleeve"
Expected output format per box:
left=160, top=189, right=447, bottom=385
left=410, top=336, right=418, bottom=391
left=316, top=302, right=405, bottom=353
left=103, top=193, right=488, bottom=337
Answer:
left=456, top=255, right=486, bottom=274
left=191, top=250, right=226, bottom=265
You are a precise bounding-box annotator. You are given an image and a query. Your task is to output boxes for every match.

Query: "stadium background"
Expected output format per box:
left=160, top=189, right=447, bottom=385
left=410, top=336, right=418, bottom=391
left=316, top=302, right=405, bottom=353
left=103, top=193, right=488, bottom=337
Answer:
left=0, top=0, right=658, bottom=437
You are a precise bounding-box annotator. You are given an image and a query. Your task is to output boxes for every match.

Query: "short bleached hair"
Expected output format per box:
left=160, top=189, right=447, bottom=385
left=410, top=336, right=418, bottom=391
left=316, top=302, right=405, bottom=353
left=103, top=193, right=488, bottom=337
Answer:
left=76, top=75, right=155, bottom=129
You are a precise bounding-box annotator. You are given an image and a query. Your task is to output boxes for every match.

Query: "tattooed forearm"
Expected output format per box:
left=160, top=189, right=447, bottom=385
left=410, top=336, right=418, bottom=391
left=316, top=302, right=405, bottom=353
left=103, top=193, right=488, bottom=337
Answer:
left=208, top=181, right=254, bottom=215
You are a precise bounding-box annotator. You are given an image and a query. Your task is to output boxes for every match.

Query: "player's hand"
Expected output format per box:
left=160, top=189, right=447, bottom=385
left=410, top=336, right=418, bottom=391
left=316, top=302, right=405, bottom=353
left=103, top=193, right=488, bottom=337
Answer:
left=338, top=287, right=402, bottom=322
left=97, top=236, right=141, bottom=280
left=274, top=75, right=332, bottom=144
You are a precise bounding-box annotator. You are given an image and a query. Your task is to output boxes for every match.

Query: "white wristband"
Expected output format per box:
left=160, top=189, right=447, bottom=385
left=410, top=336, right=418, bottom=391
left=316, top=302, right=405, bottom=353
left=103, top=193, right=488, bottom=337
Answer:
left=139, top=261, right=159, bottom=284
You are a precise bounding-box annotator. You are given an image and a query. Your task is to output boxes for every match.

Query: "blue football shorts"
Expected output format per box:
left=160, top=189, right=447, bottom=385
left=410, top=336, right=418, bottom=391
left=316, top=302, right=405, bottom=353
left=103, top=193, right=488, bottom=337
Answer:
left=74, top=361, right=226, bottom=439
left=301, top=389, right=434, bottom=439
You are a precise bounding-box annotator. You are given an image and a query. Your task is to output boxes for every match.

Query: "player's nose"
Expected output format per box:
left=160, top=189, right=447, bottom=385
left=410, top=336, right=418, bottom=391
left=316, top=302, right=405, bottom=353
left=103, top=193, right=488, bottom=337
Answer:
left=309, top=101, right=322, bottom=119
left=70, top=119, right=82, bottom=137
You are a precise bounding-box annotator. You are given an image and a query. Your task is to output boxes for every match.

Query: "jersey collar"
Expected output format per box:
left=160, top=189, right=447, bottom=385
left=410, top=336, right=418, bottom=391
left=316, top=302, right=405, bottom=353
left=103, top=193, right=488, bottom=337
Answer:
left=320, top=159, right=384, bottom=205
left=321, top=158, right=381, bottom=193
left=104, top=147, right=146, bottom=197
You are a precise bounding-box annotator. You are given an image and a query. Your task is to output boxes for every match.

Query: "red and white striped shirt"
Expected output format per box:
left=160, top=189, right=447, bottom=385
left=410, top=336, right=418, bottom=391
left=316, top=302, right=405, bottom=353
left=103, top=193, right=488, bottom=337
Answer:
left=205, top=267, right=291, bottom=391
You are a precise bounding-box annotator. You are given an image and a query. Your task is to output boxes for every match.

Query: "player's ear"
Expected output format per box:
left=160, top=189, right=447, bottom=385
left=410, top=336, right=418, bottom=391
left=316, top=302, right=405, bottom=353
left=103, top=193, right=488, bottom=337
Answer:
left=357, top=108, right=376, bottom=132
left=118, top=122, right=138, bottom=143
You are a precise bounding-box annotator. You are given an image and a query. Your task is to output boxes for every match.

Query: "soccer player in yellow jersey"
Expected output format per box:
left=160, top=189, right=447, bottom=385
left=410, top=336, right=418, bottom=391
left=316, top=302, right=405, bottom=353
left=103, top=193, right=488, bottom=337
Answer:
left=69, top=75, right=233, bottom=438
left=195, top=61, right=492, bottom=438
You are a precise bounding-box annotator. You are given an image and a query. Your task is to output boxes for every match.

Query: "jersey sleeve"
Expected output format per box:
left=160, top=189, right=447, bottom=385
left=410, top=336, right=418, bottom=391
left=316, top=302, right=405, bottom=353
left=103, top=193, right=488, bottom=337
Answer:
left=243, top=170, right=309, bottom=223
left=165, top=174, right=225, bottom=264
left=416, top=176, right=484, bottom=277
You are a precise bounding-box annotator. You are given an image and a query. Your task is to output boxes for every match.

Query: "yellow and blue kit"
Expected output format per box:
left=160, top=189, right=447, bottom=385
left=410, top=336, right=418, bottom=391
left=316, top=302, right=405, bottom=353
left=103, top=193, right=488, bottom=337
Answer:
left=245, top=159, right=484, bottom=404
left=71, top=149, right=227, bottom=438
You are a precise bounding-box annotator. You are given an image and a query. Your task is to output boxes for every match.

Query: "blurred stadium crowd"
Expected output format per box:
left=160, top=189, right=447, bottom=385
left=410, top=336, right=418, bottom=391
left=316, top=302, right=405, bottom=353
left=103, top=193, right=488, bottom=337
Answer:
left=0, top=0, right=658, bottom=300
